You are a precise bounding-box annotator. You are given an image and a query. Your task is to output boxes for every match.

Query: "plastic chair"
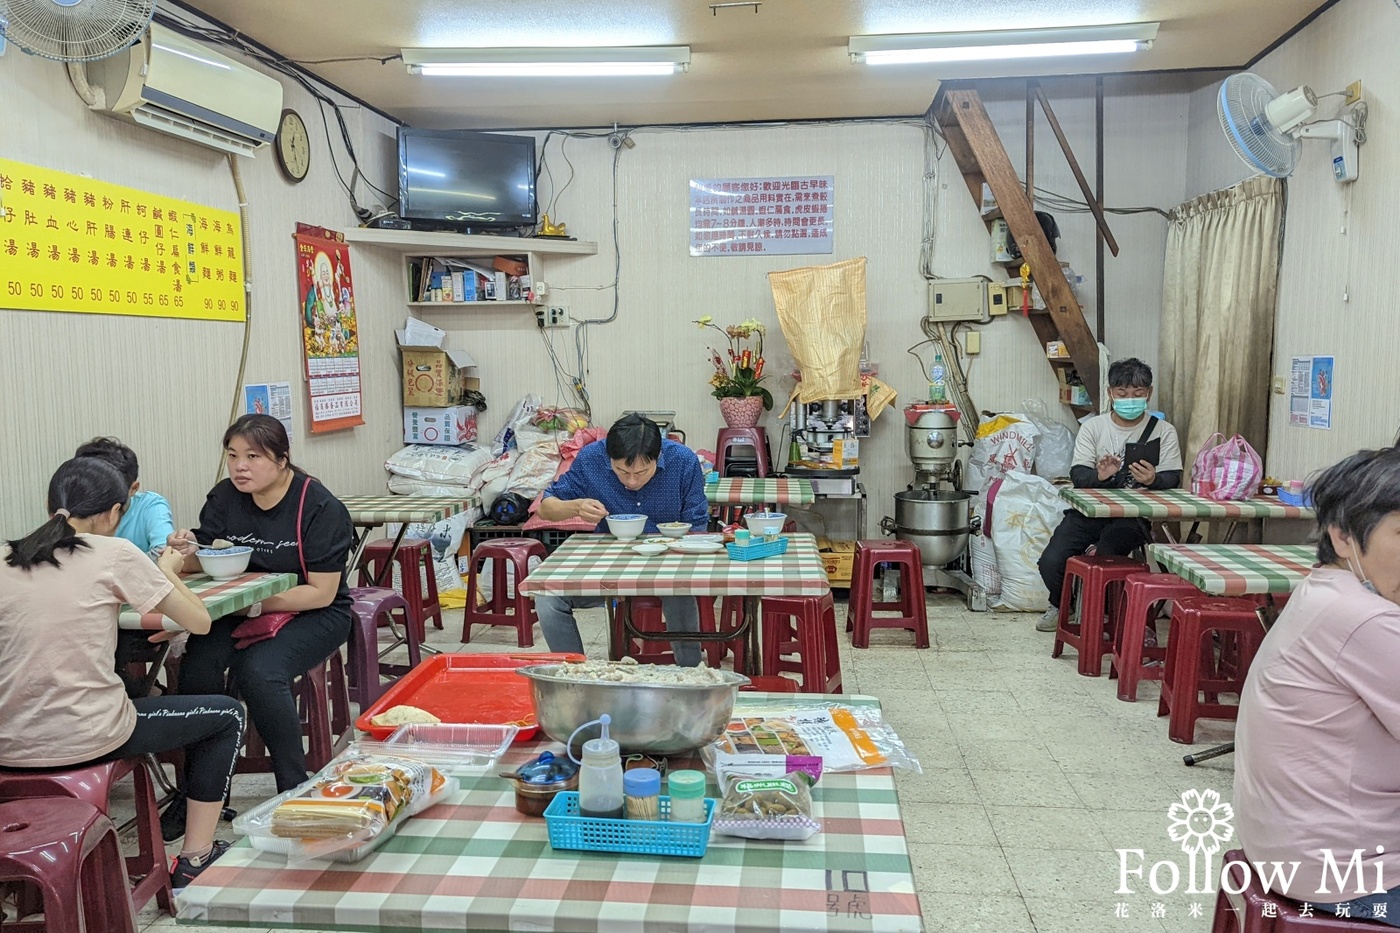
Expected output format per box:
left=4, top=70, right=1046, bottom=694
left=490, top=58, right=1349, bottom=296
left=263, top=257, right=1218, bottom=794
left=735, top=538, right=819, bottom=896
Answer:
left=1211, top=849, right=1388, bottom=931
left=463, top=538, right=546, bottom=647
left=1158, top=597, right=1266, bottom=744
left=848, top=540, right=929, bottom=649
left=1051, top=555, right=1147, bottom=676
left=1108, top=572, right=1201, bottom=701
left=0, top=797, right=137, bottom=932
left=715, top=427, right=770, bottom=478
left=616, top=597, right=746, bottom=668
left=761, top=593, right=843, bottom=693
left=0, top=757, right=172, bottom=920
left=237, top=650, right=350, bottom=775
left=358, top=538, right=443, bottom=631
left=346, top=586, right=419, bottom=708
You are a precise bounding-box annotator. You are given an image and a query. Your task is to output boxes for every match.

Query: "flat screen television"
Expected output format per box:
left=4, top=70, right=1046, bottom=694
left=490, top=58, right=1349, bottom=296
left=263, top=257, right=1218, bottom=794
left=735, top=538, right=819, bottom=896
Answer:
left=396, top=128, right=537, bottom=231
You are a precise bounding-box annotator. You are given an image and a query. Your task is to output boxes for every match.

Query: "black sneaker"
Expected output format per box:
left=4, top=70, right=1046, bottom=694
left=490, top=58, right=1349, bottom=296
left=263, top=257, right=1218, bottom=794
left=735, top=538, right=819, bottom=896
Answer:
left=170, top=839, right=231, bottom=891
left=160, top=791, right=187, bottom=843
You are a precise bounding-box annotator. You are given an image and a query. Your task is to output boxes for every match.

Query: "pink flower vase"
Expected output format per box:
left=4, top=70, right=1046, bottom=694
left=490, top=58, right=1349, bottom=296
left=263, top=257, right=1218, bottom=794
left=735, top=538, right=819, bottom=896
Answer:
left=719, top=396, right=764, bottom=429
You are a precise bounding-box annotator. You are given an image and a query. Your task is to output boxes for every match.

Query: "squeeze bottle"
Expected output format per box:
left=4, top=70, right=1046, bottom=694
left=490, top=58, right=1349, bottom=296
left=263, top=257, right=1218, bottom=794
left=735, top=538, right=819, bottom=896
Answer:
left=570, top=714, right=624, bottom=819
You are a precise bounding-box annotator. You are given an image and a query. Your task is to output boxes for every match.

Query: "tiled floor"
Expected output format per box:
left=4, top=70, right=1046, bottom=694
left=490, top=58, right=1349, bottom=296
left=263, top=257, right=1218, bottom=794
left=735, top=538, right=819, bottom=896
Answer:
left=129, top=594, right=1237, bottom=933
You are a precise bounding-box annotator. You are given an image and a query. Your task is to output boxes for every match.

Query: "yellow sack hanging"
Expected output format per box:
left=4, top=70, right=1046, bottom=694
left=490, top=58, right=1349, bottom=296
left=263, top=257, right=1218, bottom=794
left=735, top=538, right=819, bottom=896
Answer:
left=768, top=257, right=867, bottom=408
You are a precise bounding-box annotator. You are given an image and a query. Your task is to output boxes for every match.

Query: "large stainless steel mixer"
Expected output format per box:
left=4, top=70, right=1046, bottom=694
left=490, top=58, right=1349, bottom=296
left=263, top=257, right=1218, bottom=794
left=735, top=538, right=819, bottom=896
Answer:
left=880, top=405, right=987, bottom=611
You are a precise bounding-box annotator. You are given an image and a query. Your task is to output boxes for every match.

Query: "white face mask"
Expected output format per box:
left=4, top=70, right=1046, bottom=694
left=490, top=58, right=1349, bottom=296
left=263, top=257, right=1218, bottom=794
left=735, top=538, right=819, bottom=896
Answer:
left=1347, top=553, right=1378, bottom=594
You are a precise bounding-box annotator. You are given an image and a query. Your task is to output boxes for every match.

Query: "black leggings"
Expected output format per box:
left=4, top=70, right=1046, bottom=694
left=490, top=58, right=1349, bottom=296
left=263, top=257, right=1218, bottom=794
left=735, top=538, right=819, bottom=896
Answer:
left=178, top=607, right=351, bottom=793
left=1037, top=511, right=1151, bottom=608
left=95, top=695, right=245, bottom=803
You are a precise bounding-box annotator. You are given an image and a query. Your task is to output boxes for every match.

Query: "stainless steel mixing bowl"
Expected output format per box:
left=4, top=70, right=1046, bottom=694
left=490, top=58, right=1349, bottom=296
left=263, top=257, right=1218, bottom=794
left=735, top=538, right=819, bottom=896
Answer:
left=516, top=664, right=750, bottom=756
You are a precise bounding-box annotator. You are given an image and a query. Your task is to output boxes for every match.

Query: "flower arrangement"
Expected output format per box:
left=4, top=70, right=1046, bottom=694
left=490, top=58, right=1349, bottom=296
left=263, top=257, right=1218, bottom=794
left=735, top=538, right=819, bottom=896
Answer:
left=694, top=315, right=774, bottom=410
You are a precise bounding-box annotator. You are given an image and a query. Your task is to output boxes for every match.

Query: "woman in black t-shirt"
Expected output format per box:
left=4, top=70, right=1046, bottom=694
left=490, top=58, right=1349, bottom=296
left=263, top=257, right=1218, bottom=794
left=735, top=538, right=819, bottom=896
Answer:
left=169, top=414, right=353, bottom=797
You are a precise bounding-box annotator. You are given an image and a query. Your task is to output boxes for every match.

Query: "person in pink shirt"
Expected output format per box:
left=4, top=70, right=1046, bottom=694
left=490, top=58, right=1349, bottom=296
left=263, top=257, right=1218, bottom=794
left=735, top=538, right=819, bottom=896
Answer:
left=1235, top=446, right=1400, bottom=922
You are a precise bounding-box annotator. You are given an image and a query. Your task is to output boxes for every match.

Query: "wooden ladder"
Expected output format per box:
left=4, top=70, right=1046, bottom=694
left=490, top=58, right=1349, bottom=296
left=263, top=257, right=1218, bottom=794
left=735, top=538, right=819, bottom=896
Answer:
left=932, top=85, right=1110, bottom=413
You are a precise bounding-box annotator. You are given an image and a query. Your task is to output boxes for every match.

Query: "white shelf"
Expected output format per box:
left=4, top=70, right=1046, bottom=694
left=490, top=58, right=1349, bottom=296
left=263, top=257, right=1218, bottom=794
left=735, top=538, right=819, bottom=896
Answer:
left=343, top=227, right=597, bottom=256
left=410, top=300, right=539, bottom=310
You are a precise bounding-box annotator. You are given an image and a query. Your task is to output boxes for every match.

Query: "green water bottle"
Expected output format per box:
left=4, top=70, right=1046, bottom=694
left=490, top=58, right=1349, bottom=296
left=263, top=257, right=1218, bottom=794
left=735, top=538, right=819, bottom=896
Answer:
left=929, top=353, right=948, bottom=404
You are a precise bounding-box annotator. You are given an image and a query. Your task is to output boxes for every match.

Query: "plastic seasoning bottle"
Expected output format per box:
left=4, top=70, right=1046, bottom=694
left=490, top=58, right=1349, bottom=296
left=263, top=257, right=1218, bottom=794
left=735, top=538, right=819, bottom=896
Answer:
left=574, top=714, right=624, bottom=819
left=929, top=352, right=948, bottom=404
left=667, top=769, right=707, bottom=823
left=734, top=528, right=751, bottom=546
left=623, top=768, right=661, bottom=822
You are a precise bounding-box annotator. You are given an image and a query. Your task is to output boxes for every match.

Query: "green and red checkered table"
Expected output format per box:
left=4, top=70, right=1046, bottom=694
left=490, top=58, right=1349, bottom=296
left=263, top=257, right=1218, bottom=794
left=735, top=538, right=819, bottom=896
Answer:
left=177, top=692, right=923, bottom=932
left=118, top=571, right=296, bottom=632
left=704, top=477, right=816, bottom=507
left=519, top=532, right=830, bottom=599
left=1146, top=543, right=1316, bottom=596
left=1059, top=487, right=1314, bottom=522
left=341, top=493, right=480, bottom=579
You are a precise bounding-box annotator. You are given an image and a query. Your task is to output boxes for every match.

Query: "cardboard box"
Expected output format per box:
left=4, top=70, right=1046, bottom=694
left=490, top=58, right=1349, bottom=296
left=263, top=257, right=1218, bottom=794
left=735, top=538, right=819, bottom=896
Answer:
left=816, top=537, right=856, bottom=587
left=404, top=406, right=478, bottom=446
left=400, top=345, right=479, bottom=407
left=1045, top=340, right=1072, bottom=359
left=1059, top=384, right=1091, bottom=407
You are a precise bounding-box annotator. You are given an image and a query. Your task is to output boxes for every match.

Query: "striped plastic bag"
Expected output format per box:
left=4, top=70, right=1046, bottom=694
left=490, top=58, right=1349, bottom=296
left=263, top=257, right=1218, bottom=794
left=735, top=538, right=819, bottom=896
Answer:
left=1191, top=433, right=1263, bottom=501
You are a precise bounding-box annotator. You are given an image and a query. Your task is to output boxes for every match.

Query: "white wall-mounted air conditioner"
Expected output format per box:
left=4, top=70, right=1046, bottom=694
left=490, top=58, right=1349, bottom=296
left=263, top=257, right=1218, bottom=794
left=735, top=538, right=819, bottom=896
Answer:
left=85, top=23, right=283, bottom=157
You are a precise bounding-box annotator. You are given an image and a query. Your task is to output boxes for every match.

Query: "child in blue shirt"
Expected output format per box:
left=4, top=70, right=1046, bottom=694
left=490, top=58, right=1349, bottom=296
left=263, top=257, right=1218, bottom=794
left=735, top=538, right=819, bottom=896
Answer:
left=74, top=437, right=175, bottom=557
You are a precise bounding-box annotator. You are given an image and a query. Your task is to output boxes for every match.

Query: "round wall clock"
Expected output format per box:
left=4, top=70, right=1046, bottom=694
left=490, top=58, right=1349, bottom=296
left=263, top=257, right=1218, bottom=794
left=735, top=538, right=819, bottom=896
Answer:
left=274, top=109, right=311, bottom=183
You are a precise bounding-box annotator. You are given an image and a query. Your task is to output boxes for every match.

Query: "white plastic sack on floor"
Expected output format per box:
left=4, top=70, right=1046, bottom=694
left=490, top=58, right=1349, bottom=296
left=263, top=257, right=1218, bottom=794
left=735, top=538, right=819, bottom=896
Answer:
left=393, top=512, right=472, bottom=596
left=1021, top=398, right=1075, bottom=482
left=474, top=553, right=543, bottom=605
left=988, top=471, right=1065, bottom=611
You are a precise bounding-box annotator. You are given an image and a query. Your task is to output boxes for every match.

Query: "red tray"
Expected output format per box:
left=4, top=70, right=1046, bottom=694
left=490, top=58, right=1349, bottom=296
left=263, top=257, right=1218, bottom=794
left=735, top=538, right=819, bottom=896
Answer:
left=355, top=653, right=583, bottom=740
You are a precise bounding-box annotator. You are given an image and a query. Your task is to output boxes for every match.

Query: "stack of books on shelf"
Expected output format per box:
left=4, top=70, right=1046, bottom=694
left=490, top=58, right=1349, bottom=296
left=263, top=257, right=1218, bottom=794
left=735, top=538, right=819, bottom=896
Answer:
left=412, top=255, right=532, bottom=304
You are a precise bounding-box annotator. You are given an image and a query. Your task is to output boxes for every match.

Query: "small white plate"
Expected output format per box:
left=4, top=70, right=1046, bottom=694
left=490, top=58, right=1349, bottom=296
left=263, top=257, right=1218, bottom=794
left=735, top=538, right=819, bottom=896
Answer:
left=632, top=543, right=669, bottom=556
left=667, top=539, right=725, bottom=554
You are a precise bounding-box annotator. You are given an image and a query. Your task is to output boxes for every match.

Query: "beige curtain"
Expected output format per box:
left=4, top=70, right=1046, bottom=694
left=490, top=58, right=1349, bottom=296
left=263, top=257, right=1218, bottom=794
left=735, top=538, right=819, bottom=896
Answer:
left=1159, top=175, right=1283, bottom=472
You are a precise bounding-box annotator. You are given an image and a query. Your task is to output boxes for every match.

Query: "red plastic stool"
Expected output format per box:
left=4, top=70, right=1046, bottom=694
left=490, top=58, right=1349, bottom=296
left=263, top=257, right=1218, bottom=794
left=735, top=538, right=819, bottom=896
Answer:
left=358, top=538, right=444, bottom=631
left=1158, top=596, right=1266, bottom=744
left=463, top=538, right=546, bottom=647
left=616, top=597, right=743, bottom=667
left=0, top=797, right=137, bottom=933
left=706, top=596, right=748, bottom=671
left=715, top=427, right=770, bottom=478
left=346, top=586, right=420, bottom=708
left=741, top=676, right=800, bottom=693
left=761, top=593, right=843, bottom=693
left=1109, top=573, right=1201, bottom=701
left=237, top=650, right=350, bottom=776
left=1211, top=849, right=1387, bottom=932
left=1052, top=555, right=1147, bottom=676
left=0, top=757, right=171, bottom=918
left=848, top=540, right=929, bottom=649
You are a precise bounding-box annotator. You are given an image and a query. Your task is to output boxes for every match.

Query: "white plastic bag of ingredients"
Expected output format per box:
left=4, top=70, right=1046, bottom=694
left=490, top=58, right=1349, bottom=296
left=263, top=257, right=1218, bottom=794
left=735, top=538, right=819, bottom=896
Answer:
left=965, top=414, right=1039, bottom=491
left=968, top=486, right=1002, bottom=597
left=1022, top=398, right=1075, bottom=481
left=706, top=704, right=920, bottom=773
left=988, top=470, right=1066, bottom=611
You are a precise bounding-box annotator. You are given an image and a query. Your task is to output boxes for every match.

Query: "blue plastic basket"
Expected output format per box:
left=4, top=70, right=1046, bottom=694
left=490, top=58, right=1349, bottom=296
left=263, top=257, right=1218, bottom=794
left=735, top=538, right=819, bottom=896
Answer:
left=1277, top=487, right=1312, bottom=507
left=543, top=792, right=715, bottom=857
left=726, top=536, right=789, bottom=561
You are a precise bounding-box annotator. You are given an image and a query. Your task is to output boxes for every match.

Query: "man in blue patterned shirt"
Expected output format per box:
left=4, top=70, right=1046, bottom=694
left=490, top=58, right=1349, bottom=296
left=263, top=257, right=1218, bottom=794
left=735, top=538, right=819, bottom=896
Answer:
left=536, top=414, right=710, bottom=665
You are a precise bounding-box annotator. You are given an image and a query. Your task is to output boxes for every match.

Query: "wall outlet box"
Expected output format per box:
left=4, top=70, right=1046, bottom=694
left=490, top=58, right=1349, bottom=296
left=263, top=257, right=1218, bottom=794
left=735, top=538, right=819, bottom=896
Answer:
left=536, top=305, right=569, bottom=328
left=964, top=331, right=982, bottom=355
left=1345, top=80, right=1362, bottom=106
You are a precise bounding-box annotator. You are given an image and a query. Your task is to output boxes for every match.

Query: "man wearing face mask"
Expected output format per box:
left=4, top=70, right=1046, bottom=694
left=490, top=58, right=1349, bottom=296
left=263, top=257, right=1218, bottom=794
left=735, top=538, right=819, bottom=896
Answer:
left=1035, top=358, right=1183, bottom=632
left=1233, top=448, right=1400, bottom=921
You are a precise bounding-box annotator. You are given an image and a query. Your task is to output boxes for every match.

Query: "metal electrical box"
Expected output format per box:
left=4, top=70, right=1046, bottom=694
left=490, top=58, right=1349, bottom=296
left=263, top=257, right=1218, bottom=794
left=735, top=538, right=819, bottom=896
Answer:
left=927, top=278, right=990, bottom=323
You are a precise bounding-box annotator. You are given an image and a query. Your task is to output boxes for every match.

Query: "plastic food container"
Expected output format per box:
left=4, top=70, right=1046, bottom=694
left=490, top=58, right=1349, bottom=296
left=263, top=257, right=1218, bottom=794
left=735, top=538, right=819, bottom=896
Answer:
left=383, top=723, right=519, bottom=771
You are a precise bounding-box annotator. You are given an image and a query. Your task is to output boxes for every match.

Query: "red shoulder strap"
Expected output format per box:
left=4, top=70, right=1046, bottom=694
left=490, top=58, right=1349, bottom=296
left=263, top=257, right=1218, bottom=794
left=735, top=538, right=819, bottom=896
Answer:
left=295, top=477, right=311, bottom=580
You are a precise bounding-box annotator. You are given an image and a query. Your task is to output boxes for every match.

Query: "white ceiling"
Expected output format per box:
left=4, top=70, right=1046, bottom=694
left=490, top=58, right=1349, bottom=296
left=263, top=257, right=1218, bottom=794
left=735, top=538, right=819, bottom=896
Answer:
left=178, top=0, right=1326, bottom=128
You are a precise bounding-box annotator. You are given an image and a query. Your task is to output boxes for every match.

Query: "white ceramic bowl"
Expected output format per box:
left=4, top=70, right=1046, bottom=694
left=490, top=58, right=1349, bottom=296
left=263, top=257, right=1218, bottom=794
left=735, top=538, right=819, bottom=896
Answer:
left=744, top=512, right=787, bottom=536
left=196, top=546, right=253, bottom=580
left=632, top=542, right=668, bottom=556
left=656, top=522, right=692, bottom=539
left=606, top=514, right=648, bottom=541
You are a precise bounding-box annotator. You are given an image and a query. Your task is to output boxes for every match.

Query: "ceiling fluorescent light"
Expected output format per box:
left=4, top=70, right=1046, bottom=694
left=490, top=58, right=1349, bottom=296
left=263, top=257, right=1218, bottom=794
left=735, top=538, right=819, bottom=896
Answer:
left=848, top=24, right=1158, bottom=65
left=402, top=46, right=690, bottom=77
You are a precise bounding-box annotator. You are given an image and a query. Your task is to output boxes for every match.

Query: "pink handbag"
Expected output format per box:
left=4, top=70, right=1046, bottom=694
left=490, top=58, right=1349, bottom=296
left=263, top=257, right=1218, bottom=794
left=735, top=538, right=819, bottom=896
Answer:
left=230, top=478, right=310, bottom=649
left=1191, top=433, right=1263, bottom=501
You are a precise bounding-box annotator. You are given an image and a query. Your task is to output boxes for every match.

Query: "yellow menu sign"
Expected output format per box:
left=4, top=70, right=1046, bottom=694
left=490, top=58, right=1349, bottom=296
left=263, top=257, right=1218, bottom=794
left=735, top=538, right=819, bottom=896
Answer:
left=0, top=157, right=245, bottom=322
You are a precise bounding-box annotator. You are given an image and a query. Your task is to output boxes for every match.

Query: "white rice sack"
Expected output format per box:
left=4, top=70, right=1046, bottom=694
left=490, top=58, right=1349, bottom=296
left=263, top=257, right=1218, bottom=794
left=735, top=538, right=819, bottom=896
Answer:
left=385, top=445, right=493, bottom=485
left=399, top=512, right=473, bottom=594
left=475, top=453, right=518, bottom=511
left=988, top=471, right=1065, bottom=611
left=387, top=475, right=476, bottom=498
left=968, top=489, right=1002, bottom=597
left=506, top=445, right=562, bottom=499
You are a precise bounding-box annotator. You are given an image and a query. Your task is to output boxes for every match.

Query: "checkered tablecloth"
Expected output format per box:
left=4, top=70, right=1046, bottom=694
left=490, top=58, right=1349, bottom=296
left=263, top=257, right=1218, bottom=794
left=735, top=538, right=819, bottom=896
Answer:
left=1060, top=487, right=1314, bottom=521
left=341, top=494, right=479, bottom=526
left=118, top=572, right=297, bottom=632
left=1146, top=544, right=1316, bottom=596
left=177, top=693, right=923, bottom=932
left=519, top=533, right=831, bottom=597
left=705, top=477, right=817, bottom=507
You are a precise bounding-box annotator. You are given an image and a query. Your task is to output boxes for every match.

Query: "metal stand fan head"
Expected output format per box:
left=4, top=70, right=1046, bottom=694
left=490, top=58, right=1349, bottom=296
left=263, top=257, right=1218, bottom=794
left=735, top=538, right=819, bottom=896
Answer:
left=1217, top=72, right=1318, bottom=178
left=0, top=0, right=154, bottom=62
